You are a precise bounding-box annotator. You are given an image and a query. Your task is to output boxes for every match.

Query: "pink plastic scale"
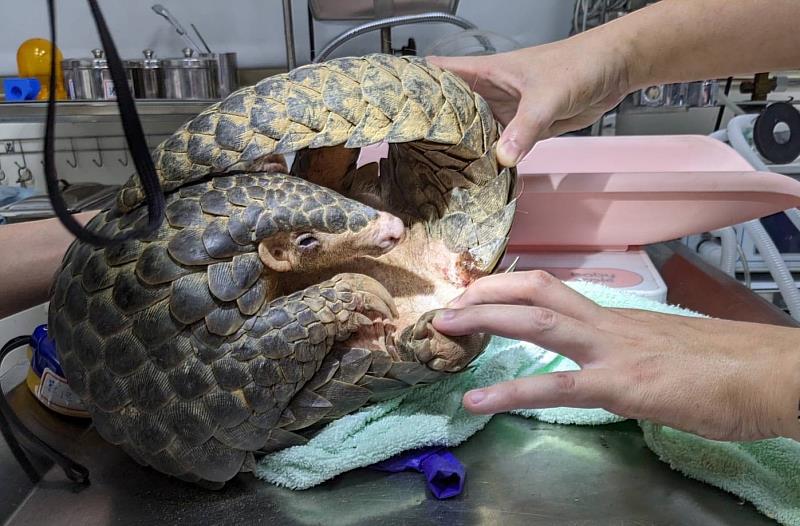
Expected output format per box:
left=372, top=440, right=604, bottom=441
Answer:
left=357, top=136, right=800, bottom=301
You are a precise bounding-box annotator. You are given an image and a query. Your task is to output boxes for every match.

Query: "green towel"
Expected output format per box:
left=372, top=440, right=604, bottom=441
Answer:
left=256, top=281, right=800, bottom=525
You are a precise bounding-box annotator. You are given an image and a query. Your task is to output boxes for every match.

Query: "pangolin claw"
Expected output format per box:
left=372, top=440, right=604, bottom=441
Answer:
left=401, top=310, right=486, bottom=373
left=332, top=272, right=398, bottom=319
left=429, top=358, right=449, bottom=371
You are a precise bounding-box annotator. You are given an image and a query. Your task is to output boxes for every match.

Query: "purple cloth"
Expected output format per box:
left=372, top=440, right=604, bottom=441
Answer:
left=371, top=447, right=465, bottom=499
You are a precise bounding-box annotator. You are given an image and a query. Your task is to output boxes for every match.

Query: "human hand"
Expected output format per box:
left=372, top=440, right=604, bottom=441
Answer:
left=428, top=32, right=633, bottom=167
left=432, top=271, right=800, bottom=442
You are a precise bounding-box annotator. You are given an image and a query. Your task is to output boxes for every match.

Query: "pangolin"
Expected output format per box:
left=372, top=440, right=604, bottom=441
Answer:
left=48, top=54, right=516, bottom=487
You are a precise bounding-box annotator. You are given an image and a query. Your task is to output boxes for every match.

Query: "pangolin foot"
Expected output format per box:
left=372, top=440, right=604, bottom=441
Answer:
left=399, top=310, right=488, bottom=372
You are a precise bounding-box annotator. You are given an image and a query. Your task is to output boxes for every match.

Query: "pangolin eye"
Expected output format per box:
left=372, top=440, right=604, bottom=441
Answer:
left=295, top=234, right=320, bottom=250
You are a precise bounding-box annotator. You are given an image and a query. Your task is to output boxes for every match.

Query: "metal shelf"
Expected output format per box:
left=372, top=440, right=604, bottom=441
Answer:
left=0, top=100, right=218, bottom=122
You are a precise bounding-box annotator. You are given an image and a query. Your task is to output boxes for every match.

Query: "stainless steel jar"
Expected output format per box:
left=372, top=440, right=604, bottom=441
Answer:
left=62, top=49, right=134, bottom=100
left=127, top=49, right=164, bottom=99
left=201, top=52, right=238, bottom=98
left=162, top=48, right=217, bottom=100
left=216, top=52, right=238, bottom=98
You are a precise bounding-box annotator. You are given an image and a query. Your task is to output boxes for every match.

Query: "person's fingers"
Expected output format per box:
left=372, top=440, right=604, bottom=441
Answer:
left=462, top=369, right=622, bottom=414
left=495, top=94, right=555, bottom=166
left=425, top=55, right=486, bottom=88
left=541, top=112, right=609, bottom=140
left=448, top=270, right=610, bottom=324
left=433, top=304, right=609, bottom=364
left=428, top=55, right=551, bottom=166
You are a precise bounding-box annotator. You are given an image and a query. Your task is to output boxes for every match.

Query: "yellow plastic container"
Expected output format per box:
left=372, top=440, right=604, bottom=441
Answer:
left=16, top=37, right=67, bottom=100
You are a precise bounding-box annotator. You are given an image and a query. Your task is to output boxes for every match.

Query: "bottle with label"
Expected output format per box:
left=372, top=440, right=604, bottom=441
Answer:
left=16, top=37, right=67, bottom=100
left=25, top=324, right=89, bottom=418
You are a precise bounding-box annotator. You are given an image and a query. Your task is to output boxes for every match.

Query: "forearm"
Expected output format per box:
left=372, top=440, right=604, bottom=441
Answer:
left=586, top=0, right=800, bottom=90
left=0, top=211, right=96, bottom=319
left=775, top=349, right=800, bottom=441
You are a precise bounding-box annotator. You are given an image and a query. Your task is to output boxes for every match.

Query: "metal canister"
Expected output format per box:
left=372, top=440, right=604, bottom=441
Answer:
left=201, top=52, right=238, bottom=98
left=127, top=49, right=164, bottom=99
left=162, top=47, right=217, bottom=100
left=62, top=48, right=133, bottom=100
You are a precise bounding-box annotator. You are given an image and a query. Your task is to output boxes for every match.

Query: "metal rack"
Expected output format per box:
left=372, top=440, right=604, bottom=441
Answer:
left=0, top=134, right=173, bottom=189
left=0, top=100, right=214, bottom=121
left=282, top=0, right=469, bottom=66
left=0, top=100, right=208, bottom=191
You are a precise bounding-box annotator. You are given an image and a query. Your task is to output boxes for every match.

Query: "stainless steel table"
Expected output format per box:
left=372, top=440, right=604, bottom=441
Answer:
left=1, top=392, right=773, bottom=526
left=0, top=242, right=788, bottom=525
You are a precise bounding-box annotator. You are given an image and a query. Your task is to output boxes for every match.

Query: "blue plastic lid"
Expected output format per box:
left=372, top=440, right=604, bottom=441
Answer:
left=3, top=78, right=41, bottom=101
left=30, top=324, right=65, bottom=377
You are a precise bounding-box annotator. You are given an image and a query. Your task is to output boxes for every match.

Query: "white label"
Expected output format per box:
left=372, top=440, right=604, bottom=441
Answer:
left=103, top=78, right=116, bottom=99
left=37, top=368, right=86, bottom=412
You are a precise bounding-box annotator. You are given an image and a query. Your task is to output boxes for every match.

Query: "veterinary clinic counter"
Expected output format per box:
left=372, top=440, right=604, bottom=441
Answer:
left=0, top=241, right=787, bottom=526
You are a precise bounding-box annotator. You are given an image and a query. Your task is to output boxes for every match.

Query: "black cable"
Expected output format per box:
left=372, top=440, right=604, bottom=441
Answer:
left=44, top=0, right=165, bottom=247
left=0, top=336, right=41, bottom=484
left=0, top=335, right=90, bottom=485
left=714, top=76, right=733, bottom=132
left=307, top=4, right=316, bottom=62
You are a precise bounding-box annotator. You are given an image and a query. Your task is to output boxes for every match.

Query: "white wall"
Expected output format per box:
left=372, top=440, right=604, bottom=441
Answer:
left=0, top=0, right=575, bottom=75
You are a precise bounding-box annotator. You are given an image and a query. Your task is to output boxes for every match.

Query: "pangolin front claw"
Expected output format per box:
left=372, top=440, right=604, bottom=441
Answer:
left=400, top=310, right=488, bottom=373
left=332, top=273, right=398, bottom=319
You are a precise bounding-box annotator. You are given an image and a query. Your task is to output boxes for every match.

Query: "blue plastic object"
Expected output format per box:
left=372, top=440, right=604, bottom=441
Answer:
left=25, top=324, right=89, bottom=418
left=30, top=325, right=65, bottom=377
left=4, top=78, right=41, bottom=101
left=0, top=186, right=36, bottom=207
left=371, top=447, right=465, bottom=499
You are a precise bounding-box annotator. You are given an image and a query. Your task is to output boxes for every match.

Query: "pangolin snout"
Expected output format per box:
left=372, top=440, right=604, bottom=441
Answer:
left=371, top=211, right=405, bottom=253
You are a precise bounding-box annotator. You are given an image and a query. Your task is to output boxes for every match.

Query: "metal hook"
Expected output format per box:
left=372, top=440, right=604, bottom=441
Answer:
left=117, top=149, right=129, bottom=167
left=66, top=138, right=78, bottom=168
left=14, top=141, right=33, bottom=188
left=13, top=140, right=28, bottom=172
left=92, top=137, right=104, bottom=167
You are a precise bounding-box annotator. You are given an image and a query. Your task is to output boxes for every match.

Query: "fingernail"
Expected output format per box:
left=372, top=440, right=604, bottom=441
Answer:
left=496, top=137, right=524, bottom=167
left=434, top=309, right=456, bottom=322
left=466, top=390, right=486, bottom=405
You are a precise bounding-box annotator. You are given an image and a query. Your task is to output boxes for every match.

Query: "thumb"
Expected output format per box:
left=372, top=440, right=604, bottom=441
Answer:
left=425, top=55, right=482, bottom=79
left=463, top=369, right=619, bottom=415
left=496, top=97, right=553, bottom=167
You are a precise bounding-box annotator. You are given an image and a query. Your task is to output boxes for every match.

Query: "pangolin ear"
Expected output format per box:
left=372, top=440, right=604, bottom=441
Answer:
left=249, top=153, right=288, bottom=174
left=258, top=237, right=293, bottom=272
